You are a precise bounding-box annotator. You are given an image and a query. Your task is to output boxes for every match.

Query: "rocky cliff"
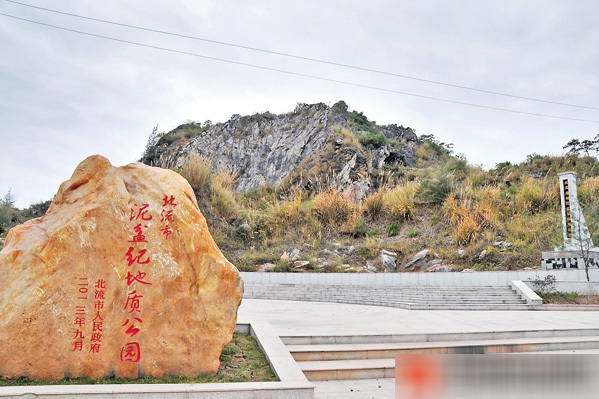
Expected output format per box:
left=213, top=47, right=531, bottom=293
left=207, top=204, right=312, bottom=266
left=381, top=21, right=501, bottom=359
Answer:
left=142, top=101, right=421, bottom=199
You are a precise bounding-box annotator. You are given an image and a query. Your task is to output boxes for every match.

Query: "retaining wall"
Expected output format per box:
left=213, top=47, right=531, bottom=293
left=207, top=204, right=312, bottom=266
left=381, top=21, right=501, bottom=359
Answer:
left=241, top=269, right=599, bottom=293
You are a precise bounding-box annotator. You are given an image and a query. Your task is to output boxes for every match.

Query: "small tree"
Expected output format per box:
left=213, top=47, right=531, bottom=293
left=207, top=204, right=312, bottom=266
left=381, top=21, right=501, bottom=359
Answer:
left=563, top=139, right=582, bottom=155
left=530, top=274, right=556, bottom=293
left=563, top=135, right=599, bottom=158
left=573, top=206, right=596, bottom=282
left=0, top=189, right=19, bottom=235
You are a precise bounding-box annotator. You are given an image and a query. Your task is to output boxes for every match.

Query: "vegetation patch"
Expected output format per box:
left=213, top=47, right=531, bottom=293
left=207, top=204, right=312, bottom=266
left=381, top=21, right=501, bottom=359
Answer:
left=0, top=333, right=277, bottom=386
left=535, top=291, right=579, bottom=304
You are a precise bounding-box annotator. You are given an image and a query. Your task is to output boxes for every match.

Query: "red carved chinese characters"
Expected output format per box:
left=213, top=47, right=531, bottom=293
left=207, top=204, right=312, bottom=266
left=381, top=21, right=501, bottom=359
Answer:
left=72, top=277, right=106, bottom=354
left=125, top=270, right=152, bottom=286
left=122, top=318, right=143, bottom=337
left=89, top=279, right=106, bottom=354
left=129, top=203, right=152, bottom=222
left=72, top=277, right=88, bottom=351
left=119, top=196, right=175, bottom=363
left=160, top=195, right=177, bottom=239
left=125, top=247, right=150, bottom=267
left=120, top=342, right=140, bottom=363
left=162, top=195, right=177, bottom=207
left=120, top=201, right=158, bottom=363
left=128, top=224, right=149, bottom=243
left=123, top=290, right=143, bottom=313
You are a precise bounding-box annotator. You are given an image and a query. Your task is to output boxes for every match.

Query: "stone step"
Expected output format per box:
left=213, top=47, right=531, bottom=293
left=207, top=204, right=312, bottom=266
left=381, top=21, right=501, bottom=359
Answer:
left=405, top=304, right=530, bottom=310
left=243, top=291, right=525, bottom=297
left=244, top=290, right=521, bottom=296
left=244, top=290, right=518, bottom=296
left=293, top=335, right=599, bottom=380
left=245, top=295, right=525, bottom=303
left=246, top=284, right=511, bottom=293
left=243, top=283, right=529, bottom=310
left=298, top=358, right=395, bottom=381
left=245, top=297, right=528, bottom=310
left=280, top=328, right=599, bottom=345
left=245, top=286, right=516, bottom=291
left=288, top=336, right=599, bottom=361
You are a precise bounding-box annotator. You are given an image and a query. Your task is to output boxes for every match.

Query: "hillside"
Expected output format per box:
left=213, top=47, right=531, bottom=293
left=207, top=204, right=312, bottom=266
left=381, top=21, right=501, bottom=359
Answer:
left=137, top=101, right=599, bottom=273
left=142, top=101, right=423, bottom=200
left=2, top=102, right=598, bottom=274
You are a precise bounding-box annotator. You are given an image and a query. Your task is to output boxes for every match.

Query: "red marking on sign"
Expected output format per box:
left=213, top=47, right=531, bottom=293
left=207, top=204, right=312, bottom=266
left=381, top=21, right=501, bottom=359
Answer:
left=124, top=290, right=143, bottom=313
left=89, top=343, right=101, bottom=354
left=129, top=203, right=152, bottom=222
left=160, top=225, right=173, bottom=239
left=125, top=270, right=152, bottom=286
left=120, top=342, right=141, bottom=363
left=122, top=318, right=143, bottom=337
left=160, top=209, right=175, bottom=223
left=125, top=247, right=150, bottom=266
left=162, top=195, right=177, bottom=207
left=73, top=329, right=84, bottom=340
left=90, top=332, right=102, bottom=342
left=128, top=224, right=149, bottom=243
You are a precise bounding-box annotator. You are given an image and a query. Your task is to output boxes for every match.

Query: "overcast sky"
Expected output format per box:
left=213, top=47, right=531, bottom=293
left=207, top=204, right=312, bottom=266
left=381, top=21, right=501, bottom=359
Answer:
left=1, top=0, right=598, bottom=208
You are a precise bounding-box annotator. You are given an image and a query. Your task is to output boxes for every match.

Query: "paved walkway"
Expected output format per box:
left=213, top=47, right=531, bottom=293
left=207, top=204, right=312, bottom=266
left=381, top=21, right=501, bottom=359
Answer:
left=238, top=299, right=599, bottom=399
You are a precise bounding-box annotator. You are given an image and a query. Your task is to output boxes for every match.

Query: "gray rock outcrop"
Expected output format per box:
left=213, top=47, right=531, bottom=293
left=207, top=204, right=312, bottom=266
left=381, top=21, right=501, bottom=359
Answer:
left=380, top=249, right=398, bottom=270
left=145, top=102, right=421, bottom=200
left=403, top=249, right=430, bottom=271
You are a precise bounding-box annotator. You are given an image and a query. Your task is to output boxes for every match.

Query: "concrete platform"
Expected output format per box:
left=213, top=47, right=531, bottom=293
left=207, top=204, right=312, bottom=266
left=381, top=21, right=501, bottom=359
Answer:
left=238, top=299, right=599, bottom=338
left=238, top=299, right=599, bottom=399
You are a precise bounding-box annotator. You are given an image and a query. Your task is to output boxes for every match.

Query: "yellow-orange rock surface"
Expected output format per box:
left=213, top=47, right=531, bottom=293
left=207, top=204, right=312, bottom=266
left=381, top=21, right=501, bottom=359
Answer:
left=0, top=155, right=244, bottom=380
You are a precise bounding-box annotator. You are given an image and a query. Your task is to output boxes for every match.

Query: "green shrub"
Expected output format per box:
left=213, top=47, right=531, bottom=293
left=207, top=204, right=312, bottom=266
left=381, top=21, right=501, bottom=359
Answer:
left=332, top=100, right=348, bottom=111
left=535, top=291, right=579, bottom=304
left=366, top=229, right=380, bottom=237
left=357, top=132, right=389, bottom=148
left=416, top=172, right=454, bottom=203
left=387, top=222, right=400, bottom=236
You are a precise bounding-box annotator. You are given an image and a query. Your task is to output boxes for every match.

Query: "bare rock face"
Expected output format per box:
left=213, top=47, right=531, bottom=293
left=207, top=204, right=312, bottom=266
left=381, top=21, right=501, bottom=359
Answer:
left=0, top=155, right=244, bottom=380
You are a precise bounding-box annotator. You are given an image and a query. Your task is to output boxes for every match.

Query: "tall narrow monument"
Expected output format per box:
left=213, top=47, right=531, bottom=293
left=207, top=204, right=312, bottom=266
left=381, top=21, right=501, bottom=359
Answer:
left=541, top=171, right=599, bottom=269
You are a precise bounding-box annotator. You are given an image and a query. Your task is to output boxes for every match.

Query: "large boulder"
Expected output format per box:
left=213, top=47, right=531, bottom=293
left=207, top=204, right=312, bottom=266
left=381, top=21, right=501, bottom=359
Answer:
left=0, top=155, right=244, bottom=380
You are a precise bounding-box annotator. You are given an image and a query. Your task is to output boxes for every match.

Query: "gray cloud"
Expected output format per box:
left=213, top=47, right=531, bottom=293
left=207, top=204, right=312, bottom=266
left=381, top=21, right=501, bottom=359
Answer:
left=1, top=0, right=597, bottom=208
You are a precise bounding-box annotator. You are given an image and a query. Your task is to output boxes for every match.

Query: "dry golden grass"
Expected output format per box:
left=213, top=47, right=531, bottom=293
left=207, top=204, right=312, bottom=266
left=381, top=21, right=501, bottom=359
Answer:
left=264, top=189, right=303, bottom=237
left=475, top=185, right=502, bottom=228
left=382, top=181, right=417, bottom=221
left=363, top=188, right=385, bottom=219
left=211, top=173, right=239, bottom=221
left=334, top=127, right=361, bottom=150
left=580, top=176, right=599, bottom=203
left=442, top=195, right=481, bottom=245
left=515, top=177, right=545, bottom=212
left=312, top=190, right=354, bottom=230
left=342, top=206, right=367, bottom=237
left=180, top=153, right=212, bottom=193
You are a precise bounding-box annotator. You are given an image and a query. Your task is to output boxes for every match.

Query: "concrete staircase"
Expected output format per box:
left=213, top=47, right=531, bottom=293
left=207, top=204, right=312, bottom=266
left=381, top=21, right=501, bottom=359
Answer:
left=243, top=283, right=530, bottom=310
left=280, top=328, right=599, bottom=381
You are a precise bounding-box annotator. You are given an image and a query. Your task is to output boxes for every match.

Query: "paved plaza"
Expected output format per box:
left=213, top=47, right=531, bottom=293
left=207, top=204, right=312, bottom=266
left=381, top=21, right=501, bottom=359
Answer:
left=238, top=299, right=599, bottom=399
